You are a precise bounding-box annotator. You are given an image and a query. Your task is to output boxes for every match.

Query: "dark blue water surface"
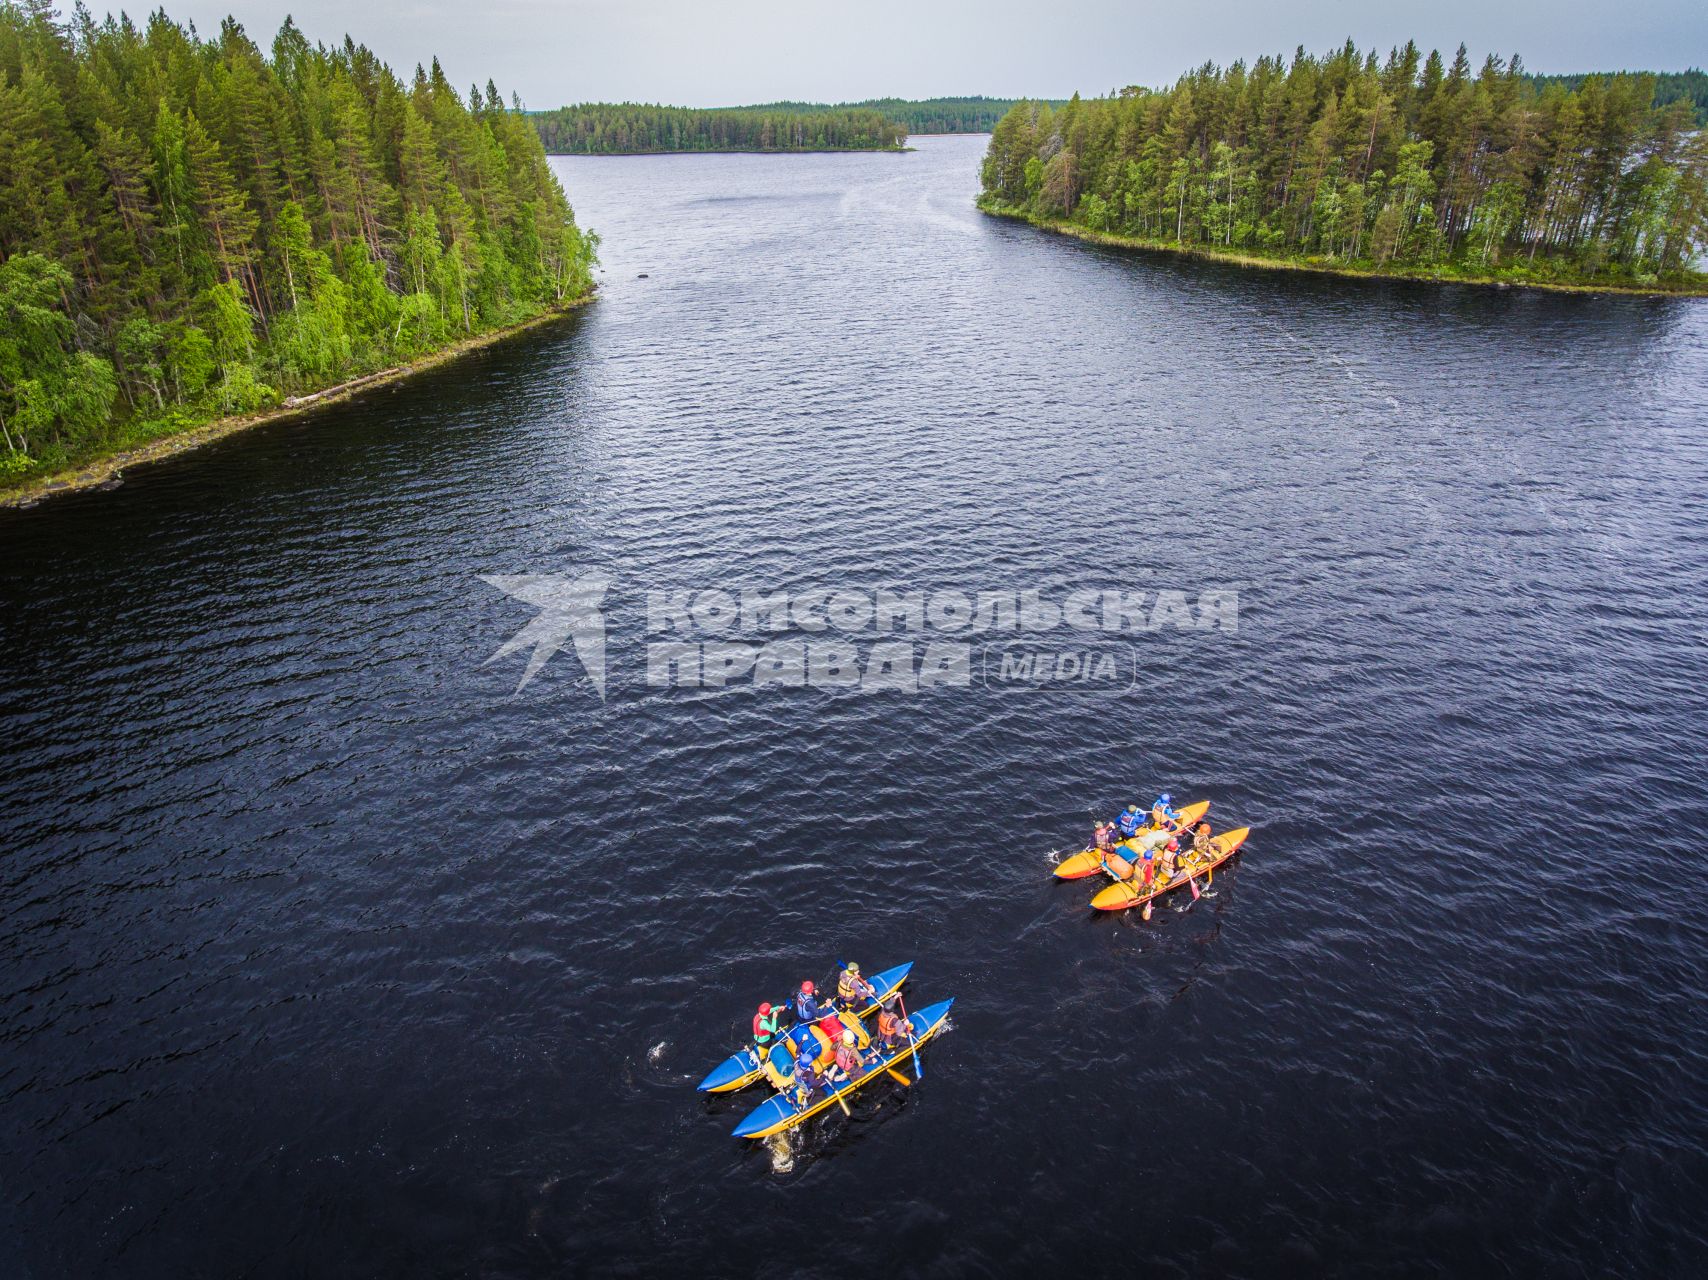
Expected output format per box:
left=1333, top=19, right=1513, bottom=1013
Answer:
left=3, top=134, right=1708, bottom=1278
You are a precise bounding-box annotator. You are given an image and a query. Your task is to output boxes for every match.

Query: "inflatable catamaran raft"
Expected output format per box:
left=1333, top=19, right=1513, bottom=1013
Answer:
left=695, top=961, right=913, bottom=1093
left=730, top=998, right=955, bottom=1139
left=696, top=960, right=953, bottom=1140
left=1053, top=795, right=1255, bottom=913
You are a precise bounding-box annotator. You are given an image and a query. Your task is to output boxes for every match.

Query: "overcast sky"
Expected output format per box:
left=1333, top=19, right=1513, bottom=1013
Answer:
left=147, top=0, right=1706, bottom=109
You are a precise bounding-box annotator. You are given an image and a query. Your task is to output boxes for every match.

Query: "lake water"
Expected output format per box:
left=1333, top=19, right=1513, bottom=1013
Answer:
left=3, top=133, right=1707, bottom=1277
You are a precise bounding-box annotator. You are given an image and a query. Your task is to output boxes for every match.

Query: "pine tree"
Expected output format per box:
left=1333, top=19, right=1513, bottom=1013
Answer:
left=0, top=2, right=596, bottom=481
left=977, top=39, right=1707, bottom=288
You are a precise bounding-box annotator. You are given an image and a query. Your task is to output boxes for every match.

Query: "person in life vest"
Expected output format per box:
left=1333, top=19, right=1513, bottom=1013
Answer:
left=794, top=980, right=826, bottom=1023
left=835, top=962, right=877, bottom=1011
left=1138, top=843, right=1158, bottom=887
left=1092, top=821, right=1116, bottom=852
left=1116, top=804, right=1146, bottom=839
left=1191, top=822, right=1223, bottom=859
left=824, top=1029, right=863, bottom=1085
left=876, top=999, right=915, bottom=1053
left=1150, top=792, right=1181, bottom=830
left=1156, top=838, right=1181, bottom=882
left=791, top=1051, right=822, bottom=1109
left=752, top=1002, right=782, bottom=1056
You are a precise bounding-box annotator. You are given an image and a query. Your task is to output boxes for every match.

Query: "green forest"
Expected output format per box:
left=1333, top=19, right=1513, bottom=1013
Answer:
left=0, top=2, right=597, bottom=485
left=1527, top=68, right=1706, bottom=124
left=532, top=103, right=907, bottom=154
left=980, top=42, right=1708, bottom=291
left=731, top=97, right=1049, bottom=134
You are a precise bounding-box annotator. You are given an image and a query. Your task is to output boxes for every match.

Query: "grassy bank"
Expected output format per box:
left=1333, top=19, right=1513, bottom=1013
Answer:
left=1, top=295, right=595, bottom=510
left=978, top=200, right=1708, bottom=298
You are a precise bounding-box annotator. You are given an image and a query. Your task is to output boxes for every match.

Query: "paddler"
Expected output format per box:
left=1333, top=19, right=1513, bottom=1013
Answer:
left=1116, top=804, right=1146, bottom=839
left=791, top=1051, right=822, bottom=1109
left=794, top=980, right=827, bottom=1023
left=1137, top=842, right=1158, bottom=888
left=751, top=1002, right=782, bottom=1056
left=1191, top=822, right=1224, bottom=858
left=1149, top=792, right=1181, bottom=830
left=876, top=999, right=915, bottom=1053
left=1156, top=838, right=1181, bottom=882
left=1092, top=821, right=1116, bottom=852
left=824, top=1029, right=864, bottom=1086
left=835, top=962, right=877, bottom=1011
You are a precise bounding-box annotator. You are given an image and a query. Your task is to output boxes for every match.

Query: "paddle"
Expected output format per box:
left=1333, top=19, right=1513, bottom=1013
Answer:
left=834, top=959, right=879, bottom=1014
left=898, top=992, right=923, bottom=1081
left=827, top=1024, right=859, bottom=1117
left=1169, top=841, right=1227, bottom=911
left=1182, top=839, right=1226, bottom=903
left=886, top=1068, right=912, bottom=1086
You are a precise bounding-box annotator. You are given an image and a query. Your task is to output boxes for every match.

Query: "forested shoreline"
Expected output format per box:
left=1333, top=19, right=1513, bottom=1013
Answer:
left=980, top=42, right=1708, bottom=293
left=1527, top=68, right=1705, bottom=124
left=0, top=3, right=597, bottom=492
left=732, top=97, right=1052, bottom=134
left=532, top=103, right=907, bottom=154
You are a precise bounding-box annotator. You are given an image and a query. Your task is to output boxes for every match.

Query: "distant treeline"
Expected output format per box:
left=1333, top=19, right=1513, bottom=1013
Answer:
left=533, top=103, right=907, bottom=154
left=731, top=97, right=1053, bottom=134
left=1527, top=68, right=1706, bottom=124
left=980, top=42, right=1708, bottom=289
left=0, top=3, right=596, bottom=480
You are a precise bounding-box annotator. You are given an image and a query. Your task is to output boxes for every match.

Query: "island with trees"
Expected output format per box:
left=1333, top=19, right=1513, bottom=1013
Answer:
left=0, top=2, right=597, bottom=501
left=978, top=42, right=1708, bottom=294
left=529, top=97, right=1074, bottom=155
left=731, top=97, right=1056, bottom=135
left=532, top=103, right=908, bottom=154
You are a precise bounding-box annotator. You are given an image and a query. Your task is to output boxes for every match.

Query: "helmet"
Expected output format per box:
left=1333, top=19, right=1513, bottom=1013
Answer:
left=1167, top=840, right=1179, bottom=851
left=846, top=962, right=860, bottom=975
left=801, top=981, right=815, bottom=995
left=758, top=1002, right=772, bottom=1015
left=1197, top=823, right=1210, bottom=835
left=842, top=1030, right=856, bottom=1046
left=1127, top=804, right=1140, bottom=814
left=1159, top=792, right=1172, bottom=805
